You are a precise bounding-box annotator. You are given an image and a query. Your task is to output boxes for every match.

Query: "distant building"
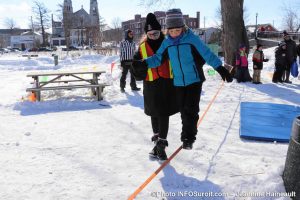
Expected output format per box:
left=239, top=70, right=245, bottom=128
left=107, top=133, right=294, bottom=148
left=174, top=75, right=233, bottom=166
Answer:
left=51, top=0, right=100, bottom=47
left=194, top=27, right=221, bottom=44
left=246, top=24, right=279, bottom=39
left=122, top=11, right=200, bottom=41
left=10, top=31, right=43, bottom=50
left=247, top=24, right=278, bottom=32
left=0, top=29, right=31, bottom=48
left=51, top=18, right=65, bottom=46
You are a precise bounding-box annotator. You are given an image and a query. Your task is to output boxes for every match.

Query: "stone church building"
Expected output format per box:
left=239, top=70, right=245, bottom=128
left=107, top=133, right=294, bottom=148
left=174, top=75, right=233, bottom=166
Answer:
left=51, top=0, right=100, bottom=47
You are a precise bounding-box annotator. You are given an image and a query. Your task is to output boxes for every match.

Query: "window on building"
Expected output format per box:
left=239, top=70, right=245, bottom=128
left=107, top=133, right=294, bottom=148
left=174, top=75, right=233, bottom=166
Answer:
left=53, top=40, right=59, bottom=46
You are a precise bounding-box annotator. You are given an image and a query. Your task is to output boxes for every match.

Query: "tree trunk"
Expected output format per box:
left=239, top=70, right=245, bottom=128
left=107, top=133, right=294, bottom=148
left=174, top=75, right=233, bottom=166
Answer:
left=221, top=0, right=249, bottom=75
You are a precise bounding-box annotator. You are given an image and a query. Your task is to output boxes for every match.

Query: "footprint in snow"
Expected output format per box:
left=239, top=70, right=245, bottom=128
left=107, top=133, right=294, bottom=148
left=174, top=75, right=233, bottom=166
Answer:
left=25, top=132, right=31, bottom=136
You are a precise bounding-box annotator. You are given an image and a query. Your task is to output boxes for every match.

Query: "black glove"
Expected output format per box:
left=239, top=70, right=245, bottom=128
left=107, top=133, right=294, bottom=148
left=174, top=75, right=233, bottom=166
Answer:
left=216, top=66, right=233, bottom=82
left=131, top=60, right=148, bottom=81
left=264, top=58, right=269, bottom=62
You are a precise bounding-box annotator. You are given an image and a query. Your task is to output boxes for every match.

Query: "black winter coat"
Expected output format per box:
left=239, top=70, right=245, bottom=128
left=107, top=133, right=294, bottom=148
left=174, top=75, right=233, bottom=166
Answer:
left=297, top=44, right=300, bottom=58
left=284, top=39, right=297, bottom=63
left=135, top=37, right=179, bottom=117
left=275, top=47, right=287, bottom=68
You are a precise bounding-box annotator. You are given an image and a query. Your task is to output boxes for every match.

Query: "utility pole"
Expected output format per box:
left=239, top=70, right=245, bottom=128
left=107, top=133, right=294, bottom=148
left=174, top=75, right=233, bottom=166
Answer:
left=255, top=13, right=258, bottom=40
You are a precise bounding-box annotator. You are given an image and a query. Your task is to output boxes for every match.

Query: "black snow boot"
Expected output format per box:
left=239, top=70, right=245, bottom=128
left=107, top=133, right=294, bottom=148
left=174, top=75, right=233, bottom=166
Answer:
left=156, top=138, right=168, bottom=160
left=149, top=145, right=158, bottom=158
left=149, top=134, right=159, bottom=158
left=182, top=139, right=193, bottom=150
left=149, top=138, right=168, bottom=160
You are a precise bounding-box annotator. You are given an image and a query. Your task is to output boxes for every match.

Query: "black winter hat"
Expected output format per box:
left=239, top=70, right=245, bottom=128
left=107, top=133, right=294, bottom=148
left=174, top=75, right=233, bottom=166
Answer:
left=165, top=8, right=185, bottom=29
left=144, top=13, right=161, bottom=33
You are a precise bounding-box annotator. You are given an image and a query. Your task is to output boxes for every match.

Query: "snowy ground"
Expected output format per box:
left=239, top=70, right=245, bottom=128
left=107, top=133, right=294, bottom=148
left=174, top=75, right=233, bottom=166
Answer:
left=0, top=48, right=299, bottom=200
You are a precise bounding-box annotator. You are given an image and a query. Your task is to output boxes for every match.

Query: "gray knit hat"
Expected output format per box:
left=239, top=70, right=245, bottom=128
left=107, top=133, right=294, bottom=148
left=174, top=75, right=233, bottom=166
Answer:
left=165, top=8, right=185, bottom=29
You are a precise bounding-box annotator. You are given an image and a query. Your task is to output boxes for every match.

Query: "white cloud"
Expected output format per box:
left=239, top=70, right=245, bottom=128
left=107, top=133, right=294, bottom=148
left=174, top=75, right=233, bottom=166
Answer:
left=0, top=1, right=32, bottom=29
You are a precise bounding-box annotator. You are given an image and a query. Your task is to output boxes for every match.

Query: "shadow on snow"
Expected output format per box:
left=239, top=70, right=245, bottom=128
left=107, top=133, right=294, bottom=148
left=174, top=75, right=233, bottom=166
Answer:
left=160, top=165, right=225, bottom=200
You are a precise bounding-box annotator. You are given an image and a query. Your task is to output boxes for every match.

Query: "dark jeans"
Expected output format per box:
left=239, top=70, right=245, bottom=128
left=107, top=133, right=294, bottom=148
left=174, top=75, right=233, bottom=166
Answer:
left=151, top=116, right=169, bottom=139
left=176, top=82, right=202, bottom=143
left=120, top=61, right=137, bottom=89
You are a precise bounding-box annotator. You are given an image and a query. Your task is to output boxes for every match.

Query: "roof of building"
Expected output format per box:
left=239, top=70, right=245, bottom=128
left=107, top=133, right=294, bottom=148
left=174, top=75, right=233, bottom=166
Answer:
left=0, top=29, right=31, bottom=35
left=21, top=31, right=41, bottom=36
left=246, top=24, right=277, bottom=29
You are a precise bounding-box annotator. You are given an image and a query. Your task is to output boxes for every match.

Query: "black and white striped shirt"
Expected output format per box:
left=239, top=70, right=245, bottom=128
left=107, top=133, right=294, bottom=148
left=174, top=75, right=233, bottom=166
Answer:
left=120, top=40, right=136, bottom=61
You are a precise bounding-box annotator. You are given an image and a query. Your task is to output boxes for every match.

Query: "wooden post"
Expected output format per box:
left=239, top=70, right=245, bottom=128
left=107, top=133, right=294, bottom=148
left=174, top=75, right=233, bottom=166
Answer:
left=33, top=76, right=41, bottom=101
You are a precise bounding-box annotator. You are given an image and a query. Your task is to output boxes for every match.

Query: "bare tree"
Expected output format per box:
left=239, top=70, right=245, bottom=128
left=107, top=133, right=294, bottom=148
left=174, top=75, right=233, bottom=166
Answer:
left=32, top=1, right=51, bottom=46
left=56, top=3, right=63, bottom=21
left=111, top=17, right=122, bottom=29
left=282, top=3, right=300, bottom=32
left=215, top=6, right=249, bottom=28
left=4, top=18, right=17, bottom=30
left=111, top=17, right=123, bottom=43
left=97, top=16, right=107, bottom=46
left=221, top=0, right=248, bottom=74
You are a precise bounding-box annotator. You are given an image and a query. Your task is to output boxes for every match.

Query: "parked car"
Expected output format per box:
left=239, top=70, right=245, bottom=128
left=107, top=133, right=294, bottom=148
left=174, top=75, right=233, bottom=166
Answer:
left=28, top=47, right=39, bottom=52
left=0, top=48, right=10, bottom=53
left=38, top=47, right=53, bottom=52
left=62, top=46, right=79, bottom=51
left=12, top=47, right=22, bottom=51
left=68, top=46, right=79, bottom=51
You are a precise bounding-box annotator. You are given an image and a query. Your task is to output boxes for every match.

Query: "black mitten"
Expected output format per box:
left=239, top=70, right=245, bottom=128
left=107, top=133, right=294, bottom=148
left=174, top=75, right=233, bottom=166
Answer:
left=131, top=60, right=148, bottom=81
left=216, top=66, right=233, bottom=82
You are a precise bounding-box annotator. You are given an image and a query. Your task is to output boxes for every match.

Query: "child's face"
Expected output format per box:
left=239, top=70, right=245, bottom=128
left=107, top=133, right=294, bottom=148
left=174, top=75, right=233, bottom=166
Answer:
left=168, top=28, right=183, bottom=38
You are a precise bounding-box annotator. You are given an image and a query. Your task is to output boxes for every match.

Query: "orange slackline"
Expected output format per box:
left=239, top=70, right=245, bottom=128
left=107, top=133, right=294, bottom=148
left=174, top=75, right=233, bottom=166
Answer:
left=128, top=81, right=225, bottom=200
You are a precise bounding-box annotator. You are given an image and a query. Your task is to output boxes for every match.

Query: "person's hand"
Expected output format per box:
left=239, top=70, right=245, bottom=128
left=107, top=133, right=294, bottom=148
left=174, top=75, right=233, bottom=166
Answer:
left=132, top=59, right=147, bottom=69
left=264, top=58, right=269, bottom=62
left=131, top=60, right=148, bottom=81
left=253, top=65, right=257, bottom=69
left=216, top=66, right=233, bottom=82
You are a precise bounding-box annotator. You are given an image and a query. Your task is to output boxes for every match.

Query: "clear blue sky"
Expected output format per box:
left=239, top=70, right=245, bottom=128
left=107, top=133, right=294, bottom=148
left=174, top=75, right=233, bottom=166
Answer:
left=0, top=0, right=299, bottom=30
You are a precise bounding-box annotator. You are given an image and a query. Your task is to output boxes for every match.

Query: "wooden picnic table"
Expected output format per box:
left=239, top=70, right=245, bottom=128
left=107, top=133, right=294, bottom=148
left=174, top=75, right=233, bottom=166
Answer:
left=26, top=69, right=107, bottom=101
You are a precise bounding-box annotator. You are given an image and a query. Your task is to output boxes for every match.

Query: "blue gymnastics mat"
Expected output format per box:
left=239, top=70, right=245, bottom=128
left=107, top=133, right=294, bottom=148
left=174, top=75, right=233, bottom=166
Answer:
left=240, top=102, right=300, bottom=142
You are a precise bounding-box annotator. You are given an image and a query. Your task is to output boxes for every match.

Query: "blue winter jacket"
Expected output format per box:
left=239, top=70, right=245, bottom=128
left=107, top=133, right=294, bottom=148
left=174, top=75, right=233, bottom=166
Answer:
left=145, top=29, right=222, bottom=86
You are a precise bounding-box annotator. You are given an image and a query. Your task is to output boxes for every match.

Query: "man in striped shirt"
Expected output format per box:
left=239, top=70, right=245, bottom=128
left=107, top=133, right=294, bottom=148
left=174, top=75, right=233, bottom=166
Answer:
left=119, top=29, right=140, bottom=92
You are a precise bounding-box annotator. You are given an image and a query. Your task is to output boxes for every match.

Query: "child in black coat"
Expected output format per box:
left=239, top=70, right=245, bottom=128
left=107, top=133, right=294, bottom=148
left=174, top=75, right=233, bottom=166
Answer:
left=272, top=42, right=287, bottom=83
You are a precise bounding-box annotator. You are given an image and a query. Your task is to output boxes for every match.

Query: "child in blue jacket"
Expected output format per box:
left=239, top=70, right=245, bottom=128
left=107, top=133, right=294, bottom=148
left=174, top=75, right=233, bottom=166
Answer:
left=133, top=8, right=232, bottom=150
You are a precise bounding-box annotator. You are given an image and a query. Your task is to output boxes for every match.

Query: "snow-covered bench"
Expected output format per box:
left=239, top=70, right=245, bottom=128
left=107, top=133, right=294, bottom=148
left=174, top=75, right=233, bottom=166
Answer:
left=26, top=70, right=108, bottom=101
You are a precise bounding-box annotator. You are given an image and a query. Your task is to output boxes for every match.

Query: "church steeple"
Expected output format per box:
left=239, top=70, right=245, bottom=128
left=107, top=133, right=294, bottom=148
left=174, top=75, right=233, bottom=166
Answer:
left=63, top=0, right=73, bottom=14
left=90, top=0, right=99, bottom=25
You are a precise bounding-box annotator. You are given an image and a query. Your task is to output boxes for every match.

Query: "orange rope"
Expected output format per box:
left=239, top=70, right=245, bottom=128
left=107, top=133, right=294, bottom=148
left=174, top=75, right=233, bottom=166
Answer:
left=197, top=81, right=225, bottom=127
left=128, top=81, right=225, bottom=200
